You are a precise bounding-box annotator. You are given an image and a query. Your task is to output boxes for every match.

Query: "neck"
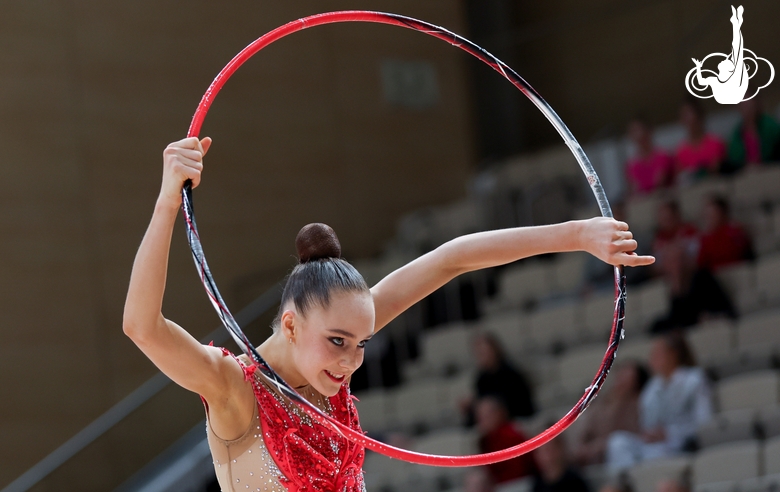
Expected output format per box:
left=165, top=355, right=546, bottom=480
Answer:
left=258, top=332, right=309, bottom=389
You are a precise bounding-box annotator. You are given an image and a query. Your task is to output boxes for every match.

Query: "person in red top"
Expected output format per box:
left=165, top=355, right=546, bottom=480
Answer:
left=475, top=396, right=536, bottom=484
left=698, top=195, right=754, bottom=271
left=653, top=196, right=749, bottom=332
left=652, top=201, right=699, bottom=297
left=626, top=117, right=675, bottom=196
left=674, top=98, right=726, bottom=187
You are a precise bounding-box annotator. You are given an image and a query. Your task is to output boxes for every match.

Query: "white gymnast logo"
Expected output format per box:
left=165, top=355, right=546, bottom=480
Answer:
left=685, top=5, right=774, bottom=104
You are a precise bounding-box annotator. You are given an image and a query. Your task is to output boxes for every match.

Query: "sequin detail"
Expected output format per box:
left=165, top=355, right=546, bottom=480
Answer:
left=204, top=349, right=366, bottom=492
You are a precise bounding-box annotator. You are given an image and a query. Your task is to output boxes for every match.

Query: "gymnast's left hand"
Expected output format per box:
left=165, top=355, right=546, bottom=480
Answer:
left=578, top=217, right=655, bottom=267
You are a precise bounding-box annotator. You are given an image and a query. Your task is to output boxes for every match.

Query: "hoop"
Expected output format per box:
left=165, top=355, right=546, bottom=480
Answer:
left=181, top=10, right=626, bottom=466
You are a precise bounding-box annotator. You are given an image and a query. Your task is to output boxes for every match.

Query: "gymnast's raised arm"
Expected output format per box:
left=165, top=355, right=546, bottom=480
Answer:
left=122, top=137, right=248, bottom=410
left=370, top=218, right=655, bottom=331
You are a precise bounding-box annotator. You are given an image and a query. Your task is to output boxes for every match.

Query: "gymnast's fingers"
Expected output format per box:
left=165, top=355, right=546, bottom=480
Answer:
left=175, top=149, right=205, bottom=165
left=619, top=252, right=655, bottom=267
left=615, top=221, right=629, bottom=231
left=612, top=239, right=638, bottom=253
left=614, top=230, right=633, bottom=240
left=200, top=137, right=213, bottom=156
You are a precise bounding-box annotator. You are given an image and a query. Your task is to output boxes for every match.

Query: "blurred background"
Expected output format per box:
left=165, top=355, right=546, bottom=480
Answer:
left=2, top=0, right=780, bottom=491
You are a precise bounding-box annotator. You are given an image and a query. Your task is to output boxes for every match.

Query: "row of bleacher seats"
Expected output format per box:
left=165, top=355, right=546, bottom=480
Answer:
left=351, top=106, right=780, bottom=492
left=356, top=333, right=780, bottom=437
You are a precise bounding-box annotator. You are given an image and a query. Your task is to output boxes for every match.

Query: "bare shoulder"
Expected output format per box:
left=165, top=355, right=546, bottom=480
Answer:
left=202, top=347, right=258, bottom=441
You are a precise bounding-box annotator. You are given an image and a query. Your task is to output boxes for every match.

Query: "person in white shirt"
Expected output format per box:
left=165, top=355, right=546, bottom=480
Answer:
left=605, top=332, right=713, bottom=473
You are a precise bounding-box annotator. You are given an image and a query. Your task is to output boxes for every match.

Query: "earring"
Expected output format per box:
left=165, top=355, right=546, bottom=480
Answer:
left=289, top=337, right=293, bottom=345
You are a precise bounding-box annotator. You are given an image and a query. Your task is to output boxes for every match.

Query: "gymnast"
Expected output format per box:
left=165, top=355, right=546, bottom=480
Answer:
left=122, top=137, right=654, bottom=491
left=692, top=6, right=748, bottom=105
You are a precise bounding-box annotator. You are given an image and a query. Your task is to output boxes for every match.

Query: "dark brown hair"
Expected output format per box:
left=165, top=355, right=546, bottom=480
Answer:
left=273, top=223, right=369, bottom=330
left=662, top=331, right=697, bottom=367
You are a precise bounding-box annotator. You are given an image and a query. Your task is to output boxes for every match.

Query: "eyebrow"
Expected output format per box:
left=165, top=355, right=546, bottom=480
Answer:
left=327, top=328, right=373, bottom=340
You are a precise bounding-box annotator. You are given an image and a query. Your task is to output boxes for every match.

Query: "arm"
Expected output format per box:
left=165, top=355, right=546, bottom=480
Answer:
left=123, top=137, right=245, bottom=406
left=371, top=218, right=654, bottom=330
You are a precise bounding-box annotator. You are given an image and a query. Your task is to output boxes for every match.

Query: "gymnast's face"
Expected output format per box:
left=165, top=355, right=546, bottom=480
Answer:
left=286, top=291, right=375, bottom=397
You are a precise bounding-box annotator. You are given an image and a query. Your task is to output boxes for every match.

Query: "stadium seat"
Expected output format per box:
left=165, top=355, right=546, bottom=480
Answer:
left=420, top=322, right=474, bottom=375
left=627, top=194, right=662, bottom=236
left=528, top=302, right=579, bottom=351
left=732, top=166, right=780, bottom=208
left=481, top=311, right=527, bottom=354
left=691, top=440, right=760, bottom=487
left=557, top=343, right=606, bottom=396
left=551, top=252, right=588, bottom=295
left=736, top=310, right=780, bottom=357
left=390, top=380, right=447, bottom=430
left=412, top=428, right=480, bottom=487
left=582, top=291, right=617, bottom=341
left=765, top=435, right=780, bottom=477
left=498, top=261, right=555, bottom=307
left=635, top=279, right=671, bottom=329
left=717, top=371, right=780, bottom=412
left=494, top=477, right=533, bottom=492
left=617, top=336, right=654, bottom=363
left=696, top=409, right=756, bottom=448
left=440, top=371, right=475, bottom=425
left=679, top=177, right=732, bottom=223
left=686, top=320, right=735, bottom=366
left=715, top=262, right=760, bottom=315
left=627, top=455, right=692, bottom=492
left=362, top=450, right=415, bottom=491
left=756, top=254, right=780, bottom=306
left=353, top=389, right=392, bottom=434
left=759, top=405, right=780, bottom=439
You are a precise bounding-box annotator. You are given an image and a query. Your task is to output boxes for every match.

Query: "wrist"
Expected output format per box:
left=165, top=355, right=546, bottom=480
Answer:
left=156, top=194, right=182, bottom=213
left=567, top=220, right=586, bottom=252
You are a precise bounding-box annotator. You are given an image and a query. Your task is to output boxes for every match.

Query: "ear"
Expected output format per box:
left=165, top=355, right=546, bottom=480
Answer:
left=280, top=310, right=296, bottom=341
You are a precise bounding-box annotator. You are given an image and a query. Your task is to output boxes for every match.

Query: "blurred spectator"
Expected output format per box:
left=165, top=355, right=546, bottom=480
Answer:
left=725, top=97, right=780, bottom=172
left=475, top=396, right=536, bottom=484
left=656, top=478, right=690, bottom=492
left=625, top=117, right=675, bottom=196
left=653, top=196, right=746, bottom=330
left=605, top=332, right=713, bottom=473
left=463, top=468, right=495, bottom=492
left=462, top=333, right=535, bottom=423
left=675, top=98, right=726, bottom=186
left=574, top=361, right=649, bottom=466
left=697, top=195, right=754, bottom=272
left=651, top=201, right=699, bottom=297
left=532, top=435, right=590, bottom=492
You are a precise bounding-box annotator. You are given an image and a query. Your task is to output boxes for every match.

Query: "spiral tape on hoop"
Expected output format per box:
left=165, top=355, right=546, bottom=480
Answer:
left=181, top=10, right=627, bottom=466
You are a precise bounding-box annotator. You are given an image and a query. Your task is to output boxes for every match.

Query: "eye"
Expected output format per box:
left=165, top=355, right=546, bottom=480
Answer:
left=330, top=337, right=344, bottom=347
left=357, top=340, right=367, bottom=348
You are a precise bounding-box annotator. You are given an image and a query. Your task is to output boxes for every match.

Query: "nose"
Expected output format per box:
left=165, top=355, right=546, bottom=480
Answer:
left=340, top=349, right=363, bottom=373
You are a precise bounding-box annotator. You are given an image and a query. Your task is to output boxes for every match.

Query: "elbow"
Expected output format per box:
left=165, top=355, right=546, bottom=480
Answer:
left=123, top=316, right=142, bottom=342
left=436, top=238, right=471, bottom=277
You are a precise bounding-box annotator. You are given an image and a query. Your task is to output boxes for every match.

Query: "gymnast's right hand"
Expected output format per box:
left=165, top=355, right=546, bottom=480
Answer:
left=159, top=136, right=212, bottom=206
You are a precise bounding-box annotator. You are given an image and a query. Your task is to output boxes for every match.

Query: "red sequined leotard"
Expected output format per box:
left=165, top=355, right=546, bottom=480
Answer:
left=204, top=350, right=366, bottom=492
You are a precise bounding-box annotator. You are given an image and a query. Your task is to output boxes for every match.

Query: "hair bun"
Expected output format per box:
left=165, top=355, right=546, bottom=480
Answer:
left=295, top=223, right=342, bottom=263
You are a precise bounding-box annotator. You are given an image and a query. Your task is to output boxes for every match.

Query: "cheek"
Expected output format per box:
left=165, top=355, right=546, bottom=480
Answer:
left=295, top=338, right=338, bottom=373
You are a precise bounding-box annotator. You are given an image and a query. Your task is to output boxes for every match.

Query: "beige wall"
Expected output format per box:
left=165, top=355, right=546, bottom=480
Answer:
left=0, top=1, right=473, bottom=489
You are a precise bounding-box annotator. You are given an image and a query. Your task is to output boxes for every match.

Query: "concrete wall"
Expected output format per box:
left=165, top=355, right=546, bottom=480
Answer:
left=0, top=1, right=474, bottom=489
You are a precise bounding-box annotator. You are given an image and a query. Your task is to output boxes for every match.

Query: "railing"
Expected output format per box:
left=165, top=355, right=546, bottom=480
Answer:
left=1, top=284, right=283, bottom=492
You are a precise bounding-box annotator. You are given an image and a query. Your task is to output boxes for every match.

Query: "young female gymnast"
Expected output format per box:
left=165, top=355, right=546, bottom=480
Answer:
left=123, top=137, right=654, bottom=491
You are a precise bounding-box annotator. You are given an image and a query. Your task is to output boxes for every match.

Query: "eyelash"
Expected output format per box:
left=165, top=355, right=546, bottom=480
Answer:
left=330, top=338, right=368, bottom=348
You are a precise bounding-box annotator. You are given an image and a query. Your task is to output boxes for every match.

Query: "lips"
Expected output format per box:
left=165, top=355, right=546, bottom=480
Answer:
left=324, top=370, right=346, bottom=383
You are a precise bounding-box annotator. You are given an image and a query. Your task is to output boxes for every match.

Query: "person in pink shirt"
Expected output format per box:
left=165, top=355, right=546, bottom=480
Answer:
left=674, top=98, right=726, bottom=186
left=626, top=118, right=675, bottom=196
